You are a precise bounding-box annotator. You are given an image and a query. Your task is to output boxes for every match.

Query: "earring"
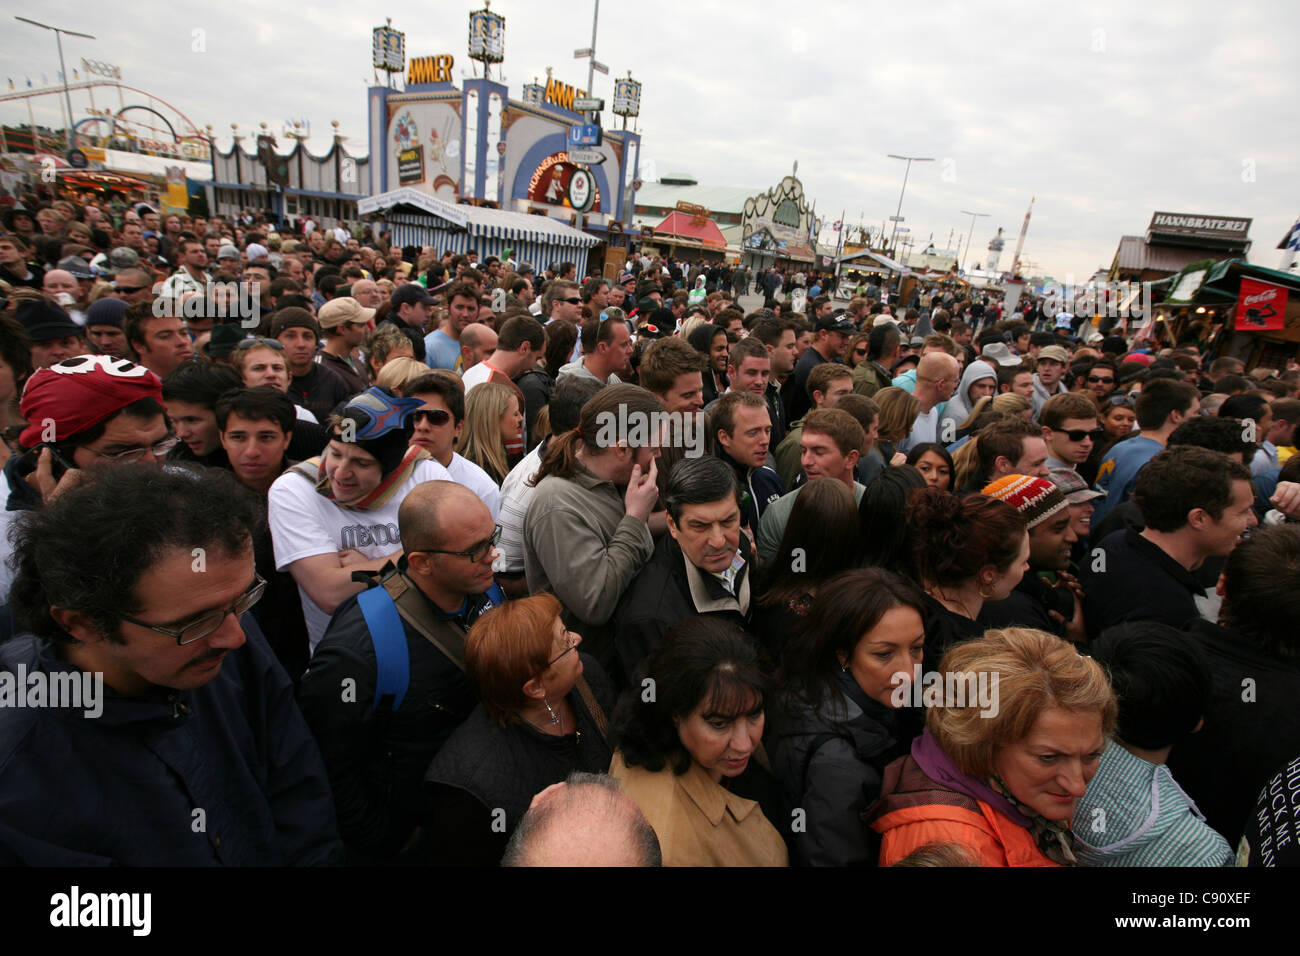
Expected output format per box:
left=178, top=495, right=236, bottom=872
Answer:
left=543, top=697, right=560, bottom=725
left=979, top=582, right=994, bottom=599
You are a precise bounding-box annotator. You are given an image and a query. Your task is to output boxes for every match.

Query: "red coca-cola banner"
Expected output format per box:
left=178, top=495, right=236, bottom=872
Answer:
left=1234, top=278, right=1289, bottom=331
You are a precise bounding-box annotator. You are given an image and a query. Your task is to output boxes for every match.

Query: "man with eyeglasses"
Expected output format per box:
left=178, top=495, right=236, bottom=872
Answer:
left=0, top=464, right=343, bottom=865
left=298, top=480, right=500, bottom=862
left=3, top=355, right=174, bottom=513
left=1039, top=392, right=1103, bottom=472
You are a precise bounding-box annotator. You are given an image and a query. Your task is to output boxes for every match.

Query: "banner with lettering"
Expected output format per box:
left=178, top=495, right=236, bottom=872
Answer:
left=1234, top=278, right=1289, bottom=331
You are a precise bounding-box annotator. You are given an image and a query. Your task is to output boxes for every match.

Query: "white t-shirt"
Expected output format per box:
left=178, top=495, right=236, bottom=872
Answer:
left=496, top=440, right=545, bottom=574
left=899, top=406, right=940, bottom=454
left=444, top=452, right=501, bottom=519
left=268, top=457, right=451, bottom=651
left=460, top=361, right=493, bottom=393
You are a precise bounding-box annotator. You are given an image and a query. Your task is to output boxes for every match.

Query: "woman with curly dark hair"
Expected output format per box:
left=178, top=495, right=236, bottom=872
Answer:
left=906, top=487, right=1029, bottom=665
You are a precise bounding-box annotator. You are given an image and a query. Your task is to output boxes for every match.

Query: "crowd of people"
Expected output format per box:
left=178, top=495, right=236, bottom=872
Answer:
left=0, top=186, right=1298, bottom=869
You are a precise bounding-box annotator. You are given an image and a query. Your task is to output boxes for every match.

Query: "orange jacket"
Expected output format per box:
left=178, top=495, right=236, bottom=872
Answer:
left=868, top=755, right=1059, bottom=867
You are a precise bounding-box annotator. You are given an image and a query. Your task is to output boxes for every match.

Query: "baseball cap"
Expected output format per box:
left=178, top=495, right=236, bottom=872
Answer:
left=246, top=242, right=269, bottom=262
left=1048, top=468, right=1105, bottom=505
left=217, top=244, right=240, bottom=261
left=1085, top=331, right=1105, bottom=346
left=16, top=300, right=83, bottom=342
left=872, top=315, right=899, bottom=329
left=981, top=474, right=1069, bottom=529
left=1038, top=345, right=1070, bottom=364
left=817, top=313, right=857, bottom=334
left=390, top=283, right=435, bottom=308
left=19, top=354, right=163, bottom=447
left=100, top=247, right=141, bottom=277
left=134, top=203, right=157, bottom=217
left=318, top=296, right=376, bottom=330
left=980, top=341, right=1023, bottom=367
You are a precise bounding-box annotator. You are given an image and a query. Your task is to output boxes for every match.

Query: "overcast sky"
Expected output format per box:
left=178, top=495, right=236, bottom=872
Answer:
left=3, top=0, right=1297, bottom=279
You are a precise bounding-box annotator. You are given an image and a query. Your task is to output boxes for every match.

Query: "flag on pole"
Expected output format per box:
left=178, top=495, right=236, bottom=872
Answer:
left=1277, top=216, right=1300, bottom=252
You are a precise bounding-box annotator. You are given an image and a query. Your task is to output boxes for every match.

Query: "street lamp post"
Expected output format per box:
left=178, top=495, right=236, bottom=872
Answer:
left=15, top=17, right=95, bottom=151
left=960, top=209, right=989, bottom=274
left=886, top=153, right=933, bottom=260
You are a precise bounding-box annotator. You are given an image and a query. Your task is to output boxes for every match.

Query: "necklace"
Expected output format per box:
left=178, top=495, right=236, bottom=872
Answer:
left=927, top=585, right=977, bottom=621
left=521, top=701, right=568, bottom=736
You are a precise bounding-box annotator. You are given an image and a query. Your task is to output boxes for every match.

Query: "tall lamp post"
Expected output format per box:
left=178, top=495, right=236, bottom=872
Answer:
left=960, top=209, right=989, bottom=274
left=15, top=17, right=95, bottom=150
left=886, top=153, right=933, bottom=260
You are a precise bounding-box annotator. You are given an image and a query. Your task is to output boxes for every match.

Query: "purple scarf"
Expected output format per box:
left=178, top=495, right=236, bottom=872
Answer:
left=910, top=728, right=1032, bottom=829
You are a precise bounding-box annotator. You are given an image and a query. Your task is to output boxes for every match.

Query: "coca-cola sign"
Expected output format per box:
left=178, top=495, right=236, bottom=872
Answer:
left=1234, top=277, right=1289, bottom=331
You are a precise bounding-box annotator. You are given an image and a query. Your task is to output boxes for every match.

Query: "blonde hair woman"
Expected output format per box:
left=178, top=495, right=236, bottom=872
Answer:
left=869, top=627, right=1116, bottom=866
left=375, top=355, right=431, bottom=395
left=991, top=392, right=1033, bottom=420
left=459, top=381, right=521, bottom=484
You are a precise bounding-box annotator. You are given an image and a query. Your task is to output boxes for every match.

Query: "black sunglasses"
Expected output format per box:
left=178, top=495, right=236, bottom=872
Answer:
left=1052, top=427, right=1105, bottom=442
left=562, top=297, right=582, bottom=305
left=1087, top=375, right=1115, bottom=384
left=114, top=284, right=148, bottom=294
left=411, top=408, right=452, bottom=427
left=1108, top=395, right=1135, bottom=408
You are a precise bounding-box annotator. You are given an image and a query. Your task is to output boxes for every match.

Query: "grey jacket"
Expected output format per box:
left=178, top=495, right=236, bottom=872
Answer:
left=524, top=462, right=654, bottom=675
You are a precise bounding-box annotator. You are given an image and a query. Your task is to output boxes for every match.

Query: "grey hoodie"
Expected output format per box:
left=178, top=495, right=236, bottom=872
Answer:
left=939, top=359, right=998, bottom=439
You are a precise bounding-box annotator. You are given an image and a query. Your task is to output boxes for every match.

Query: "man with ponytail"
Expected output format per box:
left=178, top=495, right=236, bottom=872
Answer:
left=523, top=384, right=665, bottom=683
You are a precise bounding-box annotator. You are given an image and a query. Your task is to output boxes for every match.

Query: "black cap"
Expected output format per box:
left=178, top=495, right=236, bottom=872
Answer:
left=816, top=313, right=857, bottom=334
left=390, top=283, right=435, bottom=308
left=16, top=300, right=84, bottom=342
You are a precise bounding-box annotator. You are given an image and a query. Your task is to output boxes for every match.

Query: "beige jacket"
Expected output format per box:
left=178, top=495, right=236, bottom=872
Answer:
left=609, top=752, right=788, bottom=867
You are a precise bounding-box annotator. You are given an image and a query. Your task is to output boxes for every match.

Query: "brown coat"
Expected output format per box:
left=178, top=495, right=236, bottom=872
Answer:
left=609, top=752, right=788, bottom=867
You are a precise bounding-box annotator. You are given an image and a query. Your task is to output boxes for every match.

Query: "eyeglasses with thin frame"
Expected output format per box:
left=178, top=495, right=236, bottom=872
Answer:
left=1050, top=426, right=1105, bottom=443
left=85, top=434, right=180, bottom=463
left=548, top=627, right=579, bottom=666
left=410, top=525, right=502, bottom=564
left=120, top=574, right=267, bottom=645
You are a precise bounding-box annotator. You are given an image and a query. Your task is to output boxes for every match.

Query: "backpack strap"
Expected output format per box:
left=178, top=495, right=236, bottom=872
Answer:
left=573, top=675, right=609, bottom=743
left=357, top=584, right=409, bottom=712
left=379, top=567, right=469, bottom=674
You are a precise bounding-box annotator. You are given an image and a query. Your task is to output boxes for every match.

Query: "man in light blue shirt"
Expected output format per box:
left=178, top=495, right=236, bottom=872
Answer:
left=1093, top=379, right=1200, bottom=525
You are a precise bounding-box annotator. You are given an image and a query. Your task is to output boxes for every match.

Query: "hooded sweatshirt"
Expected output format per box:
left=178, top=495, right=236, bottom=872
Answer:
left=1073, top=742, right=1234, bottom=867
left=938, top=359, right=997, bottom=439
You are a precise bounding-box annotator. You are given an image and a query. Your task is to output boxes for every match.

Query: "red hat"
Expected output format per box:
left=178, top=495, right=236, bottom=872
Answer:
left=19, top=354, right=163, bottom=448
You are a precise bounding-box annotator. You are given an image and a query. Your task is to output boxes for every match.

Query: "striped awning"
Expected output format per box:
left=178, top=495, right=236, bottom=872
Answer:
left=357, top=188, right=600, bottom=249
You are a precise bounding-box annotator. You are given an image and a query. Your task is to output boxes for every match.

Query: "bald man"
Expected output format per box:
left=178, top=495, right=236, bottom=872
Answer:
left=41, top=268, right=88, bottom=319
left=458, top=323, right=498, bottom=373
left=350, top=278, right=382, bottom=309
left=297, top=480, right=503, bottom=863
left=502, top=773, right=662, bottom=867
left=900, top=351, right=960, bottom=453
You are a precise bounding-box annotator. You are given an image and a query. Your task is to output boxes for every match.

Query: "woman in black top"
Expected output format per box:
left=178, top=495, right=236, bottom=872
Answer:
left=423, top=594, right=615, bottom=864
left=905, top=487, right=1030, bottom=667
